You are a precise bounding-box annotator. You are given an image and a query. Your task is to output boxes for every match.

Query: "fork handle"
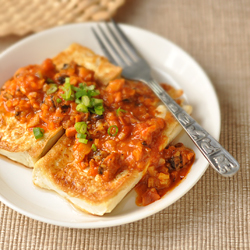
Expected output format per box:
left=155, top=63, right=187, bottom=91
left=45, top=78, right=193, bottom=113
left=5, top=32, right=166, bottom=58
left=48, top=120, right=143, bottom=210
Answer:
left=146, top=79, right=240, bottom=177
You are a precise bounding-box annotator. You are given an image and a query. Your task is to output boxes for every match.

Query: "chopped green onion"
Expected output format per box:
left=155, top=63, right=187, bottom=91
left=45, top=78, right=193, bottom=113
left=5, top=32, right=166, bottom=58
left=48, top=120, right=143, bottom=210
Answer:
left=82, top=96, right=90, bottom=107
left=77, top=133, right=87, bottom=139
left=75, top=89, right=87, bottom=99
left=75, top=98, right=81, bottom=104
left=89, top=89, right=100, bottom=97
left=95, top=109, right=104, bottom=115
left=88, top=108, right=95, bottom=114
left=65, top=77, right=70, bottom=84
left=56, top=98, right=62, bottom=103
left=79, top=83, right=85, bottom=89
left=71, top=86, right=81, bottom=92
left=91, top=144, right=97, bottom=151
left=78, top=138, right=88, bottom=144
left=60, top=80, right=105, bottom=115
left=75, top=122, right=87, bottom=134
left=91, top=98, right=103, bottom=106
left=95, top=104, right=104, bottom=109
left=108, top=125, right=118, bottom=136
left=86, top=85, right=95, bottom=91
left=61, top=78, right=73, bottom=100
left=46, top=84, right=58, bottom=95
left=116, top=107, right=127, bottom=116
left=94, top=105, right=104, bottom=115
left=76, top=103, right=88, bottom=113
left=33, top=127, right=44, bottom=139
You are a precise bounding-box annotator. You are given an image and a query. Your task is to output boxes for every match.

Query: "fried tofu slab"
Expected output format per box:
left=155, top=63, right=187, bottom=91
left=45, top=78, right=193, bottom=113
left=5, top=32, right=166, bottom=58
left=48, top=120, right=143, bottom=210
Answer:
left=0, top=43, right=192, bottom=215
left=33, top=105, right=191, bottom=215
left=0, top=43, right=121, bottom=167
left=0, top=116, right=63, bottom=167
left=53, top=43, right=121, bottom=85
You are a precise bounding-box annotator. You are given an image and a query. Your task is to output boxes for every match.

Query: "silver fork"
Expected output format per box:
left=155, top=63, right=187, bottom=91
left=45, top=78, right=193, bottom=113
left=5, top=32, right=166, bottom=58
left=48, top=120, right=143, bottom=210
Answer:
left=91, top=20, right=239, bottom=177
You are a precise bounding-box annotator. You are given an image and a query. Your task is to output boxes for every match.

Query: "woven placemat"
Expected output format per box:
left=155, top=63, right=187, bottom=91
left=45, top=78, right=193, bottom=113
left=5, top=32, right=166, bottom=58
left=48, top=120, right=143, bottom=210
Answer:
left=1, top=0, right=250, bottom=249
left=0, top=0, right=125, bottom=36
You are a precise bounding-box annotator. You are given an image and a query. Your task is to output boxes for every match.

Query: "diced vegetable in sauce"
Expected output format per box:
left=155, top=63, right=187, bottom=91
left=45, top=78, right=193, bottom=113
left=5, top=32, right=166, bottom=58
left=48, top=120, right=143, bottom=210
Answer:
left=135, top=143, right=195, bottom=206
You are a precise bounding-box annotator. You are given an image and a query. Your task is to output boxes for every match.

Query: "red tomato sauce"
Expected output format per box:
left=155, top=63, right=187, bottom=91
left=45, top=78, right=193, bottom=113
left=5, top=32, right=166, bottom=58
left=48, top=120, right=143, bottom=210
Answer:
left=0, top=58, right=195, bottom=206
left=135, top=143, right=195, bottom=206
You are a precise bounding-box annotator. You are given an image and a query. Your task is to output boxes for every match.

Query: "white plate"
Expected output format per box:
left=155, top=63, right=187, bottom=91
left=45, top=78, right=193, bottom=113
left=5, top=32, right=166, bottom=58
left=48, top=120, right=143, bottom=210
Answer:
left=0, top=23, right=220, bottom=228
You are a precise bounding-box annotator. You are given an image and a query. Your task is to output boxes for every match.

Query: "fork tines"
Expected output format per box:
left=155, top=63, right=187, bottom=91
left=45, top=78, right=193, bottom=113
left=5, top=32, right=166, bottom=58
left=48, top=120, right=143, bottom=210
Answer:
left=91, top=19, right=140, bottom=66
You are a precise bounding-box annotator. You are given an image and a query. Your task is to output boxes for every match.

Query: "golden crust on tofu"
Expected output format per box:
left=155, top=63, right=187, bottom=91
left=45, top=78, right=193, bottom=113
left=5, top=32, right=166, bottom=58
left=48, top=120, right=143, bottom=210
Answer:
left=33, top=135, right=146, bottom=215
left=0, top=114, right=63, bottom=167
left=53, top=43, right=122, bottom=85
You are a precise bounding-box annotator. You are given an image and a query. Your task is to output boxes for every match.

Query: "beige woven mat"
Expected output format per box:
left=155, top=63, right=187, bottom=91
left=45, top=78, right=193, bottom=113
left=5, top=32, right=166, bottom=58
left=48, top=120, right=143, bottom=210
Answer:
left=0, top=0, right=125, bottom=36
left=0, top=0, right=250, bottom=249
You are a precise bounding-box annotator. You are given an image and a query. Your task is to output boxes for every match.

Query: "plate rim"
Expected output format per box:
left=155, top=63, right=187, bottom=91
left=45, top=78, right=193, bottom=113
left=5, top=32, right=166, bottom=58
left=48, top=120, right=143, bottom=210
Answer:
left=0, top=22, right=221, bottom=228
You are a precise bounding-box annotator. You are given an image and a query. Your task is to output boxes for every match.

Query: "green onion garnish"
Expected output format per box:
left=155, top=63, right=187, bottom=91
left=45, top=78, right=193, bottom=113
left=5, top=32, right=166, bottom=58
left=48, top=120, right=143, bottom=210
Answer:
left=86, top=85, right=95, bottom=91
left=59, top=79, right=104, bottom=115
left=91, top=98, right=103, bottom=106
left=116, top=107, right=127, bottom=116
left=33, top=127, right=44, bottom=139
left=56, top=98, right=62, bottom=103
left=89, top=89, right=100, bottom=97
left=46, top=84, right=58, bottom=95
left=65, top=77, right=70, bottom=84
left=74, top=84, right=104, bottom=115
left=108, top=125, right=118, bottom=136
left=82, top=96, right=90, bottom=107
left=78, top=138, right=88, bottom=144
left=77, top=133, right=86, bottom=139
left=76, top=103, right=88, bottom=113
left=91, top=144, right=97, bottom=151
left=61, top=78, right=73, bottom=100
left=94, top=105, right=104, bottom=115
left=75, top=122, right=87, bottom=134
left=75, top=98, right=81, bottom=104
left=75, top=89, right=87, bottom=99
left=71, top=86, right=81, bottom=92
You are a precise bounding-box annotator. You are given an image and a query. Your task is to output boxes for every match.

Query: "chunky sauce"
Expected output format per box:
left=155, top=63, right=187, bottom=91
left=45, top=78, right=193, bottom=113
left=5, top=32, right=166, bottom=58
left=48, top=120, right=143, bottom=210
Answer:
left=0, top=58, right=195, bottom=205
left=135, top=143, right=195, bottom=206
